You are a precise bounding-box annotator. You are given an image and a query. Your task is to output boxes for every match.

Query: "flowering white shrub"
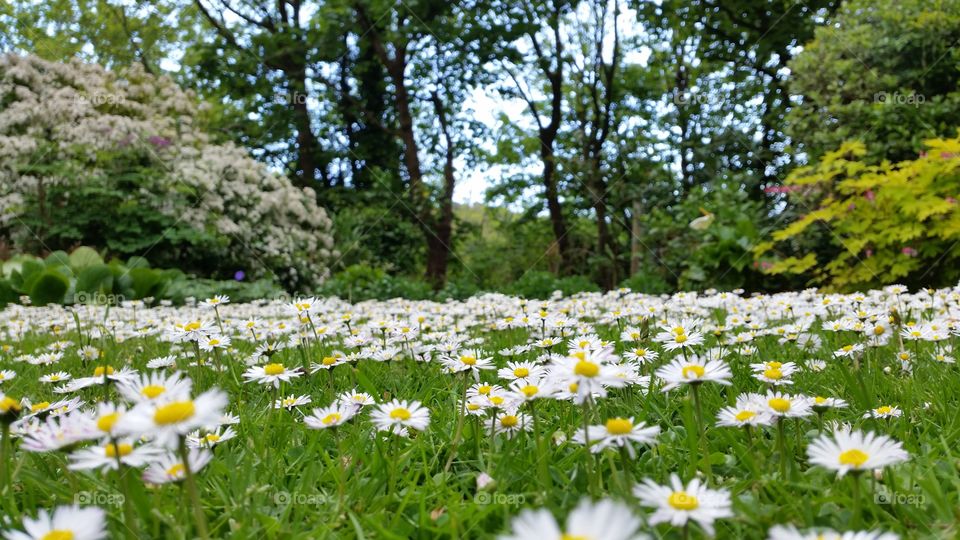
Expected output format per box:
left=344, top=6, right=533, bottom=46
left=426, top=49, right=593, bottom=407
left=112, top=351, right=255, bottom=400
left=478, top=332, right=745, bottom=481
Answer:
left=0, top=54, right=335, bottom=288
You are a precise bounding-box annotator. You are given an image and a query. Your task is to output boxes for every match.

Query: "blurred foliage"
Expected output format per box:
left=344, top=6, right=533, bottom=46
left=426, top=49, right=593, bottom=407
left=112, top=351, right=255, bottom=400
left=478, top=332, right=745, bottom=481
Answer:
left=787, top=0, right=960, bottom=163
left=758, top=137, right=960, bottom=291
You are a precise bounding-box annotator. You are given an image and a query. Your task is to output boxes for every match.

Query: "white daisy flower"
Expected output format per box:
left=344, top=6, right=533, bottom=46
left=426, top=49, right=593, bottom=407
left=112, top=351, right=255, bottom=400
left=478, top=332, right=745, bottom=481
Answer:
left=633, top=473, right=732, bottom=535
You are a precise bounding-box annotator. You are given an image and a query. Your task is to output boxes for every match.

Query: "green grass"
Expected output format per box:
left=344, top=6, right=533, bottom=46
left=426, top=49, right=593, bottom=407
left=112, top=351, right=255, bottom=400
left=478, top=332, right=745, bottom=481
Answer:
left=1, top=298, right=959, bottom=539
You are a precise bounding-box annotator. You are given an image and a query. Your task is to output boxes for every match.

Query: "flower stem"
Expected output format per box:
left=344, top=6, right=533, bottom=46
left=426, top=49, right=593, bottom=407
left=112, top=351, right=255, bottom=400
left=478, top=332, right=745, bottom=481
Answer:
left=690, top=383, right=712, bottom=481
left=443, top=373, right=469, bottom=472
left=178, top=437, right=209, bottom=539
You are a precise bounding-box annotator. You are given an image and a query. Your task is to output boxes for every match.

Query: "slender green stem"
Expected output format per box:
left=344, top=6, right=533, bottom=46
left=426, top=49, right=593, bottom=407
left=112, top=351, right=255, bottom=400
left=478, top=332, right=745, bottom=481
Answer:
left=690, top=383, right=712, bottom=481
left=443, top=372, right=469, bottom=472
left=851, top=472, right=863, bottom=528
left=776, top=418, right=788, bottom=478
left=178, top=437, right=210, bottom=539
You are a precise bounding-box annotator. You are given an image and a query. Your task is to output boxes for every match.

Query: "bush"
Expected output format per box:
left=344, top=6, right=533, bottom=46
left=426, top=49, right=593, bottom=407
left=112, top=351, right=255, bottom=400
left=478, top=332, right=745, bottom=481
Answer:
left=757, top=137, right=960, bottom=290
left=0, top=54, right=336, bottom=289
left=619, top=270, right=672, bottom=295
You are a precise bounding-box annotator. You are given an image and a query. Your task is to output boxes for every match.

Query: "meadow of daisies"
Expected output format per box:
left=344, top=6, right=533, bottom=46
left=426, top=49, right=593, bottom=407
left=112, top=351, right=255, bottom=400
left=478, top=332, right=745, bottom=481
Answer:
left=0, top=287, right=958, bottom=539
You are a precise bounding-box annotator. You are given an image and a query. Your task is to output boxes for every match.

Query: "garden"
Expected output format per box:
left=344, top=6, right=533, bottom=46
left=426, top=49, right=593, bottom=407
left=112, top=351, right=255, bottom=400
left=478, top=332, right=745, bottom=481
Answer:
left=1, top=0, right=960, bottom=538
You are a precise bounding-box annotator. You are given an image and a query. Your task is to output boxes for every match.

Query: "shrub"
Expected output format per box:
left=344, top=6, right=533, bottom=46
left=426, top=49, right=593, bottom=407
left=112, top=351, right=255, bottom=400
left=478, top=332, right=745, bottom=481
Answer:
left=0, top=54, right=336, bottom=289
left=756, top=137, right=960, bottom=290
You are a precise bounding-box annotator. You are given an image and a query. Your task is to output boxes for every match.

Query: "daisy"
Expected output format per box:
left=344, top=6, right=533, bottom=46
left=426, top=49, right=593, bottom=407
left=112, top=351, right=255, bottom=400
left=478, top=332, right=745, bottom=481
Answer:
left=751, top=361, right=799, bottom=386
left=146, top=355, right=177, bottom=369
left=68, top=439, right=164, bottom=471
left=498, top=498, right=644, bottom=540
left=311, top=351, right=348, bottom=372
left=275, top=394, right=312, bottom=410
left=655, top=357, right=732, bottom=392
left=38, top=372, right=70, bottom=384
left=242, top=363, right=303, bottom=389
left=493, top=410, right=530, bottom=439
left=767, top=524, right=899, bottom=540
left=622, top=346, right=659, bottom=365
left=0, top=370, right=15, bottom=383
left=633, top=473, right=733, bottom=535
left=3, top=505, right=107, bottom=540
left=116, top=372, right=192, bottom=404
left=716, top=396, right=774, bottom=428
left=658, top=331, right=706, bottom=351
left=370, top=399, right=430, bottom=435
left=808, top=428, right=908, bottom=476
left=304, top=403, right=356, bottom=429
left=497, top=361, right=545, bottom=383
left=186, top=426, right=237, bottom=449
left=811, top=396, right=848, bottom=412
left=198, top=334, right=231, bottom=352
left=142, top=449, right=214, bottom=484
left=337, top=389, right=376, bottom=412
left=864, top=405, right=902, bottom=419
left=573, top=417, right=660, bottom=457
left=441, top=349, right=494, bottom=378
left=549, top=348, right=626, bottom=403
left=758, top=391, right=813, bottom=419
left=116, top=387, right=228, bottom=448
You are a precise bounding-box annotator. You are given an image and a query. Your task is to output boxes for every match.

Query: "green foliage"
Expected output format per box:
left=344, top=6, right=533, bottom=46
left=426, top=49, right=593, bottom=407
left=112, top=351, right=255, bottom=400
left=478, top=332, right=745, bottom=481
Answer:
left=28, top=269, right=70, bottom=306
left=319, top=265, right=435, bottom=302
left=641, top=184, right=766, bottom=291
left=759, top=136, right=960, bottom=290
left=161, top=277, right=284, bottom=305
left=505, top=271, right=600, bottom=299
left=787, top=0, right=960, bottom=163
left=619, top=270, right=672, bottom=295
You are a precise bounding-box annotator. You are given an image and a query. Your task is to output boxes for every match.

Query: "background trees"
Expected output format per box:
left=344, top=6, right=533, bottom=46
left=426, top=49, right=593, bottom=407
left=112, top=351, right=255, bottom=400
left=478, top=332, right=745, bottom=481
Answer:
left=1, top=0, right=958, bottom=295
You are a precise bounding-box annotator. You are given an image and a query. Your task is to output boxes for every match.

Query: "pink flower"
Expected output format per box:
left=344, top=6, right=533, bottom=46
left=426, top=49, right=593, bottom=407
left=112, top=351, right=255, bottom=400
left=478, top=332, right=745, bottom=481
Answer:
left=865, top=249, right=873, bottom=258
left=901, top=247, right=918, bottom=257
left=864, top=190, right=875, bottom=202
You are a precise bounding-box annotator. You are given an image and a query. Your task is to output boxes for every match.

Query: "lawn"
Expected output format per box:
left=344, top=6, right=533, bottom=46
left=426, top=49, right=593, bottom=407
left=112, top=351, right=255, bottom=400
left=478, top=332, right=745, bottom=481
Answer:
left=1, top=289, right=957, bottom=539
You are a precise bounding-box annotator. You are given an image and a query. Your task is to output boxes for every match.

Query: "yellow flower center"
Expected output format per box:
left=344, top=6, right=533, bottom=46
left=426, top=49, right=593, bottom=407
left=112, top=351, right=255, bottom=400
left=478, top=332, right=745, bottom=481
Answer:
left=490, top=396, right=505, bottom=406
left=30, top=401, right=50, bottom=413
left=142, top=385, right=166, bottom=399
left=634, top=348, right=647, bottom=356
left=97, top=412, right=121, bottom=432
left=668, top=491, right=699, bottom=510
left=682, top=365, right=705, bottom=379
left=390, top=408, right=411, bottom=420
left=768, top=398, right=791, bottom=413
left=40, top=531, right=74, bottom=540
left=874, top=326, right=885, bottom=335
left=574, top=360, right=600, bottom=378
left=184, top=321, right=202, bottom=331
left=0, top=397, right=21, bottom=413
left=838, top=449, right=869, bottom=468
left=166, top=463, right=185, bottom=477
left=767, top=361, right=782, bottom=368
left=734, top=410, right=756, bottom=422
left=467, top=403, right=481, bottom=411
left=561, top=535, right=587, bottom=540
left=93, top=366, right=114, bottom=376
left=105, top=443, right=133, bottom=457
left=205, top=434, right=220, bottom=443
left=264, top=363, right=285, bottom=375
left=154, top=401, right=196, bottom=425
left=605, top=418, right=633, bottom=435
left=763, top=368, right=783, bottom=380
left=521, top=385, right=539, bottom=398
left=478, top=385, right=492, bottom=395
left=500, top=415, right=519, bottom=427
left=208, top=339, right=220, bottom=346
left=675, top=334, right=688, bottom=344
left=322, top=357, right=337, bottom=366
left=322, top=413, right=342, bottom=425
left=568, top=382, right=579, bottom=392
left=461, top=356, right=477, bottom=366
left=513, top=367, right=530, bottom=377
left=814, top=396, right=827, bottom=405
left=875, top=406, right=893, bottom=415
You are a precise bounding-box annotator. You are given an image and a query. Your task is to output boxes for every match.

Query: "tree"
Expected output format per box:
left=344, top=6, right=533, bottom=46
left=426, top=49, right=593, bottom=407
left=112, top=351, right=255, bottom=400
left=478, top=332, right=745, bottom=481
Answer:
left=787, top=0, right=960, bottom=164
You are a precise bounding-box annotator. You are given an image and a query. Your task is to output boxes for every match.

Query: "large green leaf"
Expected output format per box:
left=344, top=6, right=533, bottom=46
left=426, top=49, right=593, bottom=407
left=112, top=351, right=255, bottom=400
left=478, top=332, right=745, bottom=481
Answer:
left=29, top=270, right=70, bottom=306
left=69, top=246, right=104, bottom=269
left=75, top=264, right=114, bottom=296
